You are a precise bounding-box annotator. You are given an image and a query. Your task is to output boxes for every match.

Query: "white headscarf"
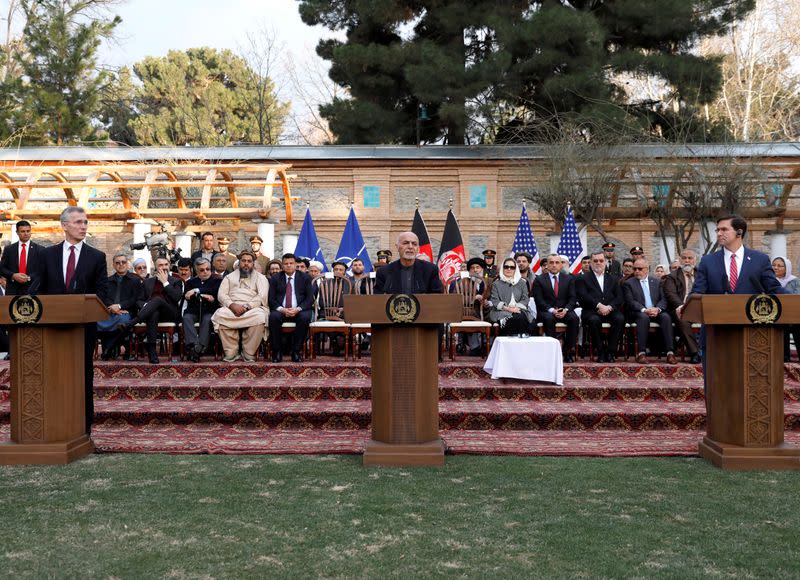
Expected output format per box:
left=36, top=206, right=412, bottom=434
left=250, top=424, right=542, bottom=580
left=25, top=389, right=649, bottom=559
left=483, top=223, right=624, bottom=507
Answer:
left=774, top=256, right=797, bottom=287
left=500, top=261, right=522, bottom=307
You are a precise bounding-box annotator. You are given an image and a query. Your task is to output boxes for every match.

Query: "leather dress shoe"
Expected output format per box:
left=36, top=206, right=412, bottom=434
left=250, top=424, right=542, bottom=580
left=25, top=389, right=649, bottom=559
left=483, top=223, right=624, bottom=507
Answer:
left=147, top=349, right=159, bottom=365
left=666, top=353, right=677, bottom=365
left=563, top=354, right=574, bottom=363
left=689, top=353, right=702, bottom=364
left=635, top=352, right=648, bottom=364
left=100, top=347, right=117, bottom=361
left=272, top=352, right=282, bottom=363
left=291, top=351, right=302, bottom=363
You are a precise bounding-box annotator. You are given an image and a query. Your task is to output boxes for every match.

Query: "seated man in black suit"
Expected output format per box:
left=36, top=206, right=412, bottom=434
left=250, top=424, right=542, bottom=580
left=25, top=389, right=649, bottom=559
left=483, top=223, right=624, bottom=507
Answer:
left=125, top=256, right=183, bottom=364
left=623, top=258, right=677, bottom=364
left=182, top=257, right=222, bottom=362
left=97, top=252, right=143, bottom=360
left=374, top=231, right=443, bottom=294
left=533, top=254, right=580, bottom=362
left=268, top=253, right=314, bottom=362
left=0, top=220, right=44, bottom=295
left=576, top=251, right=625, bottom=362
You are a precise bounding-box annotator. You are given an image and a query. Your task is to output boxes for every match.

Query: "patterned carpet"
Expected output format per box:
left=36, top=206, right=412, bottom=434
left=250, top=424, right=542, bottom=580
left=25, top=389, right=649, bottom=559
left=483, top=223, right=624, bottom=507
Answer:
left=2, top=358, right=800, bottom=457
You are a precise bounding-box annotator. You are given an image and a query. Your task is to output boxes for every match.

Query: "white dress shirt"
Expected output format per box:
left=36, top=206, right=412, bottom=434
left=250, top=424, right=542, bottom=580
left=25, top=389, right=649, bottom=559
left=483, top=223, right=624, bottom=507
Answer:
left=281, top=273, right=298, bottom=310
left=723, top=245, right=745, bottom=282
left=593, top=272, right=607, bottom=309
left=62, top=240, right=84, bottom=282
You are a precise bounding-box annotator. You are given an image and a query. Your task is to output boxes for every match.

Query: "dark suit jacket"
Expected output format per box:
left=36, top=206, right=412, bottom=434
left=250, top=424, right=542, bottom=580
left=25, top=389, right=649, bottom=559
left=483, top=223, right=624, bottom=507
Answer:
left=576, top=272, right=624, bottom=315
left=605, top=258, right=622, bottom=279
left=138, top=275, right=183, bottom=310
left=37, top=242, right=110, bottom=304
left=184, top=275, right=222, bottom=316
left=374, top=259, right=443, bottom=294
left=106, top=272, right=144, bottom=315
left=532, top=272, right=577, bottom=313
left=269, top=270, right=314, bottom=311
left=691, top=248, right=782, bottom=295
left=0, top=240, right=44, bottom=295
left=623, top=275, right=667, bottom=316
left=662, top=268, right=691, bottom=312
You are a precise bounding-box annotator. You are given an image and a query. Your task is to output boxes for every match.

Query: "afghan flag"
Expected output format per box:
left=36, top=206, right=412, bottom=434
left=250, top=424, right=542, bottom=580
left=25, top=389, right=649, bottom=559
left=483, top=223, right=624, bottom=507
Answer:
left=437, top=209, right=466, bottom=284
left=411, top=208, right=433, bottom=263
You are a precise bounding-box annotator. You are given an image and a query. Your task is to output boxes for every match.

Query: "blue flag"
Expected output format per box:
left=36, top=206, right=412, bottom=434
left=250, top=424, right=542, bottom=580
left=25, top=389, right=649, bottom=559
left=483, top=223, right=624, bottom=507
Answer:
left=510, top=203, right=541, bottom=274
left=335, top=206, right=373, bottom=273
left=557, top=206, right=584, bottom=275
left=294, top=207, right=328, bottom=272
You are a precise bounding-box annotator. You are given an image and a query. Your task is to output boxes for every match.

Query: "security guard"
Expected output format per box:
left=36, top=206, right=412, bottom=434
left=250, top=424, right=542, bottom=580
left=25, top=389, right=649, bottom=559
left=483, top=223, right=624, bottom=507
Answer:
left=482, top=249, right=498, bottom=279
left=602, top=242, right=622, bottom=278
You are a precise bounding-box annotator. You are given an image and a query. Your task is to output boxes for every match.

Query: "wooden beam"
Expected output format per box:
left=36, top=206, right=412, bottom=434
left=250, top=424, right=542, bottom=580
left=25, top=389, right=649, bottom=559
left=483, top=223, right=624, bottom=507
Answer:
left=137, top=169, right=158, bottom=211
left=200, top=169, right=217, bottom=211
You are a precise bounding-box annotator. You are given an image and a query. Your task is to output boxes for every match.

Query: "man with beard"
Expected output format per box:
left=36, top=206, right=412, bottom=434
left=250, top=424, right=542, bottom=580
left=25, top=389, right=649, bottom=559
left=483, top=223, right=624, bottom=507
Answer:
left=348, top=258, right=368, bottom=294
left=515, top=251, right=536, bottom=288
left=662, top=249, right=701, bottom=363
left=183, top=257, right=222, bottom=362
left=124, top=256, right=183, bottom=364
left=374, top=232, right=442, bottom=294
left=212, top=251, right=270, bottom=362
left=458, top=257, right=489, bottom=355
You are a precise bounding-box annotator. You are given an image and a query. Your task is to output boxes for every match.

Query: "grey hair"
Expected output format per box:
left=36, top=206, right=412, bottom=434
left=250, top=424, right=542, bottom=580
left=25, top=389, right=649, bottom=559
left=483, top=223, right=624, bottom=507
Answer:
left=59, top=206, right=86, bottom=223
left=112, top=253, right=129, bottom=262
left=193, top=257, right=211, bottom=268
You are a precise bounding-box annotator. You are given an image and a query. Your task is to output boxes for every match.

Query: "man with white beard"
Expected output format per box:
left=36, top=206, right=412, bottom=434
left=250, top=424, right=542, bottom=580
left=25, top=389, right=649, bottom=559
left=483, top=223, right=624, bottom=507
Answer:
left=662, top=248, right=701, bottom=364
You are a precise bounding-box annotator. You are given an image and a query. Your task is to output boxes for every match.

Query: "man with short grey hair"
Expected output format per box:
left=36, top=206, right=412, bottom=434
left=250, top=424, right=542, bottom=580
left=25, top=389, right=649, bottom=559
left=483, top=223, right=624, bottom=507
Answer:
left=97, top=253, right=143, bottom=360
left=182, top=257, right=221, bottom=362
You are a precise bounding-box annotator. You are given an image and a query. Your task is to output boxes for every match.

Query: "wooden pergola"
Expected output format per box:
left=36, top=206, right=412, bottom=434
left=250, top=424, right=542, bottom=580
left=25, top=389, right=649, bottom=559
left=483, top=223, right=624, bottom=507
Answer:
left=0, top=162, right=297, bottom=225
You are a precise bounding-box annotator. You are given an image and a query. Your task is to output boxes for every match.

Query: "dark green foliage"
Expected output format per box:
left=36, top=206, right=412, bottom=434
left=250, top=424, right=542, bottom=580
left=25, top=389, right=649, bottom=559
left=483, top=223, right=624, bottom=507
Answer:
left=299, top=0, right=755, bottom=144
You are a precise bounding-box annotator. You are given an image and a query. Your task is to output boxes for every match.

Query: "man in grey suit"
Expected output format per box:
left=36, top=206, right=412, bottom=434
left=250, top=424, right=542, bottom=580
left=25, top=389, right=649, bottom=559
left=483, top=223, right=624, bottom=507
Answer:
left=623, top=258, right=676, bottom=364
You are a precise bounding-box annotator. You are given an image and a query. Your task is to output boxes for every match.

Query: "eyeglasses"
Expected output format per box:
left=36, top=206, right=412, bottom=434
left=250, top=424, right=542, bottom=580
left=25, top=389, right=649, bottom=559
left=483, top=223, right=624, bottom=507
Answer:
left=633, top=266, right=647, bottom=271
left=503, top=265, right=515, bottom=270
left=135, top=265, right=147, bottom=270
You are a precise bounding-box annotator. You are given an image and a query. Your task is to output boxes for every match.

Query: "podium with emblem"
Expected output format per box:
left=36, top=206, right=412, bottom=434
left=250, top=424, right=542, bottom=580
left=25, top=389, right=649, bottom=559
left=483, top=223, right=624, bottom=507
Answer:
left=344, top=293, right=461, bottom=466
left=0, top=294, right=108, bottom=465
left=684, top=293, right=800, bottom=469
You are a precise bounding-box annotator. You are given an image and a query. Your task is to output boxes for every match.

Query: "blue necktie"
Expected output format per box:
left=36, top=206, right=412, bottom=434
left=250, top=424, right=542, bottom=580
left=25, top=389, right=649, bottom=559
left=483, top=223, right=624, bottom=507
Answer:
left=641, top=279, right=653, bottom=309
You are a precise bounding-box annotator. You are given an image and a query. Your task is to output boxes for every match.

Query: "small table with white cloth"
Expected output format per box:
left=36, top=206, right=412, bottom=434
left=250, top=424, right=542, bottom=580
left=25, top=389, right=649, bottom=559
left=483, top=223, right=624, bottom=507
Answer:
left=483, top=336, right=563, bottom=385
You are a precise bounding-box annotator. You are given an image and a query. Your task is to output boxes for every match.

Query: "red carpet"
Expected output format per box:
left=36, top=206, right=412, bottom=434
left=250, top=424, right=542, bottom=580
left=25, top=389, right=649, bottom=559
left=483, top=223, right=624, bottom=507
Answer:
left=2, top=359, right=800, bottom=457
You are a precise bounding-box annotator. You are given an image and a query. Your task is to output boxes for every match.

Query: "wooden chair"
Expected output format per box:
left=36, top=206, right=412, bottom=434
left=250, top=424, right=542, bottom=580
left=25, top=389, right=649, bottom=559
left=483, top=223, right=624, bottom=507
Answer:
left=446, top=276, right=492, bottom=360
left=309, top=275, right=352, bottom=359
left=351, top=274, right=376, bottom=358
left=130, top=322, right=178, bottom=360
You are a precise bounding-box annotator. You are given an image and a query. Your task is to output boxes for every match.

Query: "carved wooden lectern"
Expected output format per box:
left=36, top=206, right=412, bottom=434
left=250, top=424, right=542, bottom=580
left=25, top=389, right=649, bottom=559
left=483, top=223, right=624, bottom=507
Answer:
left=343, top=294, right=461, bottom=466
left=0, top=294, right=108, bottom=465
left=683, top=294, right=800, bottom=469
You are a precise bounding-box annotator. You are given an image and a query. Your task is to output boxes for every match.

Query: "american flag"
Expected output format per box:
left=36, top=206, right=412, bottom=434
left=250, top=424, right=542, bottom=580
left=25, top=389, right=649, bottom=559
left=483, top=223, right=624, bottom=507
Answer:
left=510, top=203, right=541, bottom=274
left=557, top=206, right=584, bottom=274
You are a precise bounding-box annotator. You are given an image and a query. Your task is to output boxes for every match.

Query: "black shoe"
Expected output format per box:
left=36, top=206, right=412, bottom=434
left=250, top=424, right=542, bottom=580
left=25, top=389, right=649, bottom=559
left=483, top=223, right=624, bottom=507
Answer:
left=291, top=351, right=302, bottom=363
left=563, top=354, right=574, bottom=363
left=147, top=348, right=159, bottom=365
left=607, top=354, right=616, bottom=363
left=690, top=353, right=702, bottom=364
left=100, top=347, right=116, bottom=361
left=272, top=353, right=282, bottom=363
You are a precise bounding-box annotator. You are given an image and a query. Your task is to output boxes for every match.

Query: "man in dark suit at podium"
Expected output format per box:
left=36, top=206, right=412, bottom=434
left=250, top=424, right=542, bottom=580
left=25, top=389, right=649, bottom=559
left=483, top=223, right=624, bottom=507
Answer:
left=268, top=253, right=314, bottom=362
left=374, top=232, right=443, bottom=295
left=37, top=207, right=110, bottom=434
left=0, top=220, right=44, bottom=295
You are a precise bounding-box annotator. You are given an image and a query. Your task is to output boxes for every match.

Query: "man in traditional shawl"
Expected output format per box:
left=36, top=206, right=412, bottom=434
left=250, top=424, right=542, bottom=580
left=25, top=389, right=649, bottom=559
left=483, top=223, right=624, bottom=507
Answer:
left=211, top=250, right=270, bottom=362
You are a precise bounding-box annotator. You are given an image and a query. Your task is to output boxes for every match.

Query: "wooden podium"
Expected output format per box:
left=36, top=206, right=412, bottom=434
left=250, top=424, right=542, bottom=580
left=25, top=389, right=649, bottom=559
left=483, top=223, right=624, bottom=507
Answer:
left=0, top=294, right=108, bottom=465
left=684, top=294, right=800, bottom=469
left=344, top=294, right=461, bottom=466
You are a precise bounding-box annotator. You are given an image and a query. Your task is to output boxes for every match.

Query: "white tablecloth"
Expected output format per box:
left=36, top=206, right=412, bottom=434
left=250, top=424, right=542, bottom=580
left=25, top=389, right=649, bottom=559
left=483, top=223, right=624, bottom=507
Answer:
left=483, top=336, right=563, bottom=384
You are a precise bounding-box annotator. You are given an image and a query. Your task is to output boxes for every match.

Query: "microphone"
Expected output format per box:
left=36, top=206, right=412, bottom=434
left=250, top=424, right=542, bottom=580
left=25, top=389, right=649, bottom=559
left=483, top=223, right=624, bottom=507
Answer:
left=722, top=273, right=730, bottom=294
left=28, top=278, right=40, bottom=295
left=749, top=274, right=766, bottom=294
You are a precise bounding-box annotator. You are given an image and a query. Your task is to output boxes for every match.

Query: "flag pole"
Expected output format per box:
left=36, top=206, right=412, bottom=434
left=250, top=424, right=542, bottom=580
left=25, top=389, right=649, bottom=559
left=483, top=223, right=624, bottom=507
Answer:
left=415, top=197, right=419, bottom=209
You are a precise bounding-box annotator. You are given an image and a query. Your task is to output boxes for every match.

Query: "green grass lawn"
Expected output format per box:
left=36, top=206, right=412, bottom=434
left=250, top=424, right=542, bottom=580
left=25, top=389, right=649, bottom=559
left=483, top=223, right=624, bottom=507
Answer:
left=1, top=454, right=798, bottom=578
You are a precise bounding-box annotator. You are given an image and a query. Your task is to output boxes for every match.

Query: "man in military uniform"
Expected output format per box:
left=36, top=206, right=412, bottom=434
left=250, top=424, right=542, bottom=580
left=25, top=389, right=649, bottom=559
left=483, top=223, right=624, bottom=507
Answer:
left=250, top=235, right=269, bottom=272
left=602, top=242, right=622, bottom=278
left=630, top=246, right=645, bottom=260
left=217, top=236, right=237, bottom=273
left=376, top=249, right=392, bottom=264
left=482, top=249, right=498, bottom=279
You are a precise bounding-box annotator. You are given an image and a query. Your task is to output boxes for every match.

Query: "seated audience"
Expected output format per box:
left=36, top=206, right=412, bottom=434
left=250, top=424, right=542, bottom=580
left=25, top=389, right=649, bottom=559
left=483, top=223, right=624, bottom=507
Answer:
left=487, top=258, right=535, bottom=336
left=182, top=258, right=222, bottom=362
left=125, top=256, right=183, bottom=364
left=621, top=258, right=635, bottom=282
left=267, top=259, right=283, bottom=277
left=97, top=253, right=142, bottom=360
left=623, top=258, right=676, bottom=364
left=576, top=252, right=625, bottom=362
left=211, top=251, right=270, bottom=362
left=268, top=253, right=314, bottom=362
left=773, top=256, right=800, bottom=362
left=662, top=249, right=701, bottom=364
left=654, top=264, right=667, bottom=279
left=212, top=252, right=229, bottom=279
left=132, top=258, right=149, bottom=280
left=533, top=254, right=579, bottom=362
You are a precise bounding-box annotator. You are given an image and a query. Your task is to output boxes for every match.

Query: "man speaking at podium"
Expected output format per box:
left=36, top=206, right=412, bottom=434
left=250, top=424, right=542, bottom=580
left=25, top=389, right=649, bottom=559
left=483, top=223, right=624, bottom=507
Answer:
left=374, top=232, right=443, bottom=294
left=38, top=207, right=109, bottom=434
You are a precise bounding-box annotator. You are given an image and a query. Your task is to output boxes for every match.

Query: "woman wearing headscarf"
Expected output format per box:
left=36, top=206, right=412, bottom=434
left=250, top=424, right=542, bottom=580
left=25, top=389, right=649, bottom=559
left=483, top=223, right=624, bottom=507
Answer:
left=487, top=258, right=536, bottom=336
left=773, top=256, right=800, bottom=362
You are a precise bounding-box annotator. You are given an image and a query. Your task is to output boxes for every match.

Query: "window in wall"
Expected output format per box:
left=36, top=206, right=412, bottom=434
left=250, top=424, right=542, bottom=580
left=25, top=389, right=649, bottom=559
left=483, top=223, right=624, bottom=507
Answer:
left=363, top=185, right=381, bottom=208
left=652, top=184, right=670, bottom=207
left=469, top=184, right=487, bottom=208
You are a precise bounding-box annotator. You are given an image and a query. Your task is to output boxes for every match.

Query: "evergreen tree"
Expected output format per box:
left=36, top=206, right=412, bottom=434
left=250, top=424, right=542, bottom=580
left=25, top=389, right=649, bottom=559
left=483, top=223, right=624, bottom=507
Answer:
left=130, top=47, right=290, bottom=146
left=299, top=0, right=755, bottom=144
left=1, top=0, right=119, bottom=144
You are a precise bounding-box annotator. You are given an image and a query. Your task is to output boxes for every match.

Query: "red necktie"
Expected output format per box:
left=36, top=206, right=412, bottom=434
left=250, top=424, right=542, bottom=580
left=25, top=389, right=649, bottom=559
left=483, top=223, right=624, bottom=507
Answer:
left=729, top=254, right=738, bottom=292
left=65, top=245, right=76, bottom=290
left=553, top=275, right=559, bottom=298
left=19, top=243, right=26, bottom=275
left=285, top=276, right=293, bottom=308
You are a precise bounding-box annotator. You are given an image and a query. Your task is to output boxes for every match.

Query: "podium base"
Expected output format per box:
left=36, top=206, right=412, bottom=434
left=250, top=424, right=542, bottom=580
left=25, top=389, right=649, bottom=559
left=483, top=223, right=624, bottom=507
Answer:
left=0, top=435, right=94, bottom=465
left=699, top=437, right=800, bottom=470
left=363, top=438, right=445, bottom=467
